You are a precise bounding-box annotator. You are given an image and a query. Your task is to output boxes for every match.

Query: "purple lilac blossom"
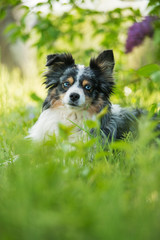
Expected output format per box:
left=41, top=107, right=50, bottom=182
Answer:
left=125, top=16, right=157, bottom=53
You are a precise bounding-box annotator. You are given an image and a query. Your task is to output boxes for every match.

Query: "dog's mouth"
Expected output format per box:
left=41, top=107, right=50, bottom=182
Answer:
left=68, top=102, right=79, bottom=107
left=66, top=101, right=92, bottom=111
left=66, top=101, right=84, bottom=109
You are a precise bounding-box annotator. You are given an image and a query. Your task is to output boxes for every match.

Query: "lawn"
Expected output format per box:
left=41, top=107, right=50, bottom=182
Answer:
left=0, top=63, right=160, bottom=240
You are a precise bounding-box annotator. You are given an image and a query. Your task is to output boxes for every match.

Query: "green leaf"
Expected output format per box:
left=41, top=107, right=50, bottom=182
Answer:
left=137, top=64, right=160, bottom=77
left=30, top=92, right=42, bottom=103
left=150, top=103, right=158, bottom=114
left=85, top=119, right=99, bottom=129
left=58, top=123, right=75, bottom=139
left=95, top=151, right=109, bottom=160
left=110, top=141, right=132, bottom=152
left=0, top=8, right=6, bottom=19
left=4, top=23, right=18, bottom=34
left=151, top=71, right=160, bottom=83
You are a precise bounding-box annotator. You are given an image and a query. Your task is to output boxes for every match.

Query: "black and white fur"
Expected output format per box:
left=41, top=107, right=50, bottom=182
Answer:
left=27, top=50, right=141, bottom=142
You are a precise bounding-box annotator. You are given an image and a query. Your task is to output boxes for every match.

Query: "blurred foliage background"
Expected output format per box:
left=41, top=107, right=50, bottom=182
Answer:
left=0, top=0, right=160, bottom=108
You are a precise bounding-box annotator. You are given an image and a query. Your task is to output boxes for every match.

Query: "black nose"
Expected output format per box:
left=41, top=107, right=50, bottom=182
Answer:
left=70, top=93, right=80, bottom=102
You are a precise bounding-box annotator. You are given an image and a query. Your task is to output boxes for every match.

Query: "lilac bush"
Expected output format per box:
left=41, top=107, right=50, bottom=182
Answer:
left=125, top=16, right=157, bottom=53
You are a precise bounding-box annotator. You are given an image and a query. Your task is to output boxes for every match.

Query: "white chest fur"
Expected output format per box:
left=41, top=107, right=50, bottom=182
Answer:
left=27, top=107, right=94, bottom=141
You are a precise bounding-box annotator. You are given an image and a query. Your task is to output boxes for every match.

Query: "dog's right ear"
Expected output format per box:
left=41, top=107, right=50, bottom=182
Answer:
left=46, top=53, right=75, bottom=68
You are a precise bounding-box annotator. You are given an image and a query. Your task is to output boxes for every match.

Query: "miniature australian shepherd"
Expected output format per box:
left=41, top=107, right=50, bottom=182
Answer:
left=27, top=50, right=141, bottom=142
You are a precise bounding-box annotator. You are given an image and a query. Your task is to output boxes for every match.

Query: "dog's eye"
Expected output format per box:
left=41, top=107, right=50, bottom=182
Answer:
left=63, top=81, right=70, bottom=88
left=84, top=84, right=92, bottom=91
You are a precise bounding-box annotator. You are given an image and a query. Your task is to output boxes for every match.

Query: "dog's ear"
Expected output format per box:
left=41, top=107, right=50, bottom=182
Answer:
left=44, top=53, right=75, bottom=89
left=90, top=50, right=115, bottom=73
left=90, top=50, right=115, bottom=96
left=46, top=53, right=75, bottom=68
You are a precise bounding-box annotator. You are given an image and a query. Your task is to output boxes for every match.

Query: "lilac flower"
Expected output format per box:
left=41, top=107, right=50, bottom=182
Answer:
left=125, top=16, right=157, bottom=53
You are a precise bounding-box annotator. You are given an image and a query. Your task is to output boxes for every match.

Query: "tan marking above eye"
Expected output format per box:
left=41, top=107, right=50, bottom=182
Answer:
left=82, top=80, right=90, bottom=87
left=67, top=77, right=74, bottom=85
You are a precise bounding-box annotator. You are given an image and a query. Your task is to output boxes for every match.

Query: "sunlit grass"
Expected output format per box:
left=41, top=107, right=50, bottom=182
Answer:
left=0, top=65, right=160, bottom=240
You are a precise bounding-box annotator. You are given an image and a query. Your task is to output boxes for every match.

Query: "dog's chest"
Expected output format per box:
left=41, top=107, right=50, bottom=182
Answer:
left=52, top=107, right=88, bottom=126
left=28, top=107, right=93, bottom=141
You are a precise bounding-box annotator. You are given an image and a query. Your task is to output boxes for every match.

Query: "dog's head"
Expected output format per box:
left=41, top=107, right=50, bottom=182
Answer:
left=43, top=50, right=115, bottom=114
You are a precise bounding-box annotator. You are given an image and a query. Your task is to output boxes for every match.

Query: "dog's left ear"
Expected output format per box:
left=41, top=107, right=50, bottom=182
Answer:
left=90, top=50, right=115, bottom=73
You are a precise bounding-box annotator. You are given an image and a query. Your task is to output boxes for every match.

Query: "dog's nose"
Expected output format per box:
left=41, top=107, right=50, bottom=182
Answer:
left=70, top=93, right=80, bottom=102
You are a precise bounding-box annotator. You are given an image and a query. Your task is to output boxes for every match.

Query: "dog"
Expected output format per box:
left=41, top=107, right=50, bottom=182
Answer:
left=27, top=50, right=141, bottom=142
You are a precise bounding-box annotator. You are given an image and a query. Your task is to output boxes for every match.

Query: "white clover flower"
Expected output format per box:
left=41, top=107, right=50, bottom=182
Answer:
left=124, top=86, right=132, bottom=96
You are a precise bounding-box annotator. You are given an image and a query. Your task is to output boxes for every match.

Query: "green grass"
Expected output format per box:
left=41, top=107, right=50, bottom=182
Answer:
left=0, top=65, right=160, bottom=240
